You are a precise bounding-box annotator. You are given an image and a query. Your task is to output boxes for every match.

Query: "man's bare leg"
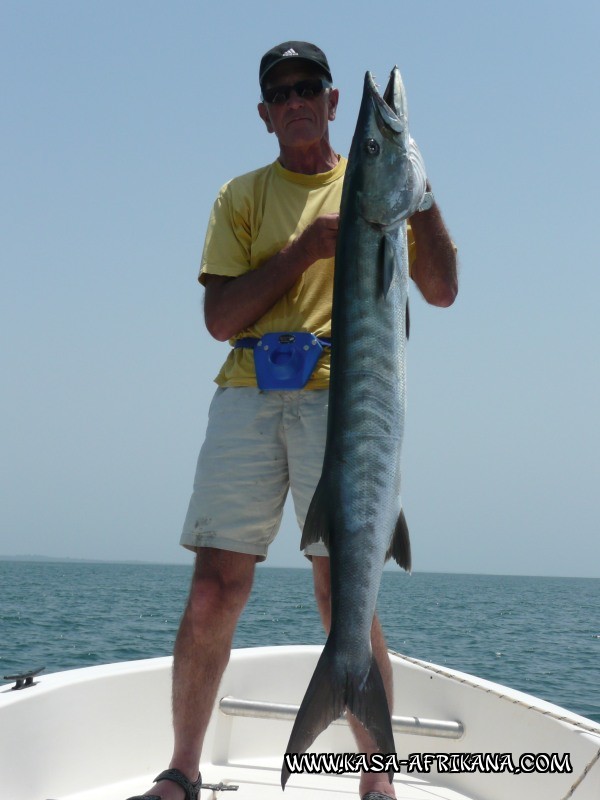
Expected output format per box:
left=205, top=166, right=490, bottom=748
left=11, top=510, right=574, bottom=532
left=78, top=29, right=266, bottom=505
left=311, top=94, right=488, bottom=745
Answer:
left=312, top=555, right=396, bottom=800
left=137, top=548, right=256, bottom=800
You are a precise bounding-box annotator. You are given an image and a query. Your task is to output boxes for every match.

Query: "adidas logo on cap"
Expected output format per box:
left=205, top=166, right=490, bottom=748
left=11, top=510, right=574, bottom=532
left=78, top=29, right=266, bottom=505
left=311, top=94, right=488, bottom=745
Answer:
left=259, top=42, right=332, bottom=87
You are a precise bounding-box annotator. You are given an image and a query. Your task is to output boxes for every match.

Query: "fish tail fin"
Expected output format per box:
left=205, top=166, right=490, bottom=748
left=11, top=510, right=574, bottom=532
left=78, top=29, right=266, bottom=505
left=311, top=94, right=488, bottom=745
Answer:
left=281, top=643, right=395, bottom=789
left=281, top=640, right=345, bottom=789
left=346, top=655, right=396, bottom=778
left=300, top=476, right=331, bottom=551
left=386, top=508, right=411, bottom=573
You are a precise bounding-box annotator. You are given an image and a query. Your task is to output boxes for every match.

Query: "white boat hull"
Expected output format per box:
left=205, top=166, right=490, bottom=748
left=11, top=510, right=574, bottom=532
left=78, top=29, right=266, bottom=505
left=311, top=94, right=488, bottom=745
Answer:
left=1, top=645, right=599, bottom=800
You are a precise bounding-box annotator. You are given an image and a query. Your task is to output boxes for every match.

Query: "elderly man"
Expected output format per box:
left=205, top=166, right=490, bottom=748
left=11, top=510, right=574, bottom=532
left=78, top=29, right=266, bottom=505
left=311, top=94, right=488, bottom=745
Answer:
left=129, top=41, right=457, bottom=800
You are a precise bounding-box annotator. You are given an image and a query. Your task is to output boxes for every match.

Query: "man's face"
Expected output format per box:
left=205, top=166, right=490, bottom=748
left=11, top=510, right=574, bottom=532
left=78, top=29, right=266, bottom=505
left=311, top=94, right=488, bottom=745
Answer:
left=258, top=62, right=339, bottom=149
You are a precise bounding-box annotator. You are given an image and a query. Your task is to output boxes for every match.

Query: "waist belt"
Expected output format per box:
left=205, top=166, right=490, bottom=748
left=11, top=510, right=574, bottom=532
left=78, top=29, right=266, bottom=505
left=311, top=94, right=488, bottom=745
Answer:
left=234, top=332, right=331, bottom=391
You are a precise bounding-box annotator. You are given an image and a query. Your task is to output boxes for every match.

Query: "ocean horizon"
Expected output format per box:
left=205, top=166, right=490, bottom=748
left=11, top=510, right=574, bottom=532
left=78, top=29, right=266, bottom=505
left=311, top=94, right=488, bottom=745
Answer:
left=1, top=559, right=598, bottom=725
left=2, top=554, right=597, bottom=580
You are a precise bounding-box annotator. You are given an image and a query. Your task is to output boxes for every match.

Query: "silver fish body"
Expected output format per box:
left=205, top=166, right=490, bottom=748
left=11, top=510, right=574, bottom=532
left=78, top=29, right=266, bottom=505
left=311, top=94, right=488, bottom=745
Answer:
left=282, top=67, right=429, bottom=787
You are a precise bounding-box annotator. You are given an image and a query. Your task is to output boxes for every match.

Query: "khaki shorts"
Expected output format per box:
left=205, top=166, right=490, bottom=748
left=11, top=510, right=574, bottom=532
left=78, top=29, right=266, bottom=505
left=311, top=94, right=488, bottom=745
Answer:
left=180, top=387, right=329, bottom=560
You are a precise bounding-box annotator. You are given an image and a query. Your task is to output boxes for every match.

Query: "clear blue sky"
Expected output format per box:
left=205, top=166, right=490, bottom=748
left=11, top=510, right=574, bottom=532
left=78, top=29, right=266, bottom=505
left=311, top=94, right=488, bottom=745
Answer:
left=2, top=1, right=599, bottom=576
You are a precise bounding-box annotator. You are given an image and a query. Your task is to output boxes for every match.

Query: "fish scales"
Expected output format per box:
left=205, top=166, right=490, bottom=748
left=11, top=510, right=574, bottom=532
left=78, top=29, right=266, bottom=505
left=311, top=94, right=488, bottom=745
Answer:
left=282, top=66, right=429, bottom=789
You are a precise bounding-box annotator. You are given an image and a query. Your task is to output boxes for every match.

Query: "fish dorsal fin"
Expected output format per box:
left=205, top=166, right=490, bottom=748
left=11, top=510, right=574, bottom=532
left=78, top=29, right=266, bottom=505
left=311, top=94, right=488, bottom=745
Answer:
left=300, top=477, right=331, bottom=552
left=385, top=508, right=411, bottom=573
left=381, top=234, right=397, bottom=298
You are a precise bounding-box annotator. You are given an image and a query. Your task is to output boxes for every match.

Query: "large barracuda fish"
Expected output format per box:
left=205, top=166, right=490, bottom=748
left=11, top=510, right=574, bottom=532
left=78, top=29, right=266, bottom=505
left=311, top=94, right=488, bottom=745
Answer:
left=282, top=67, right=431, bottom=787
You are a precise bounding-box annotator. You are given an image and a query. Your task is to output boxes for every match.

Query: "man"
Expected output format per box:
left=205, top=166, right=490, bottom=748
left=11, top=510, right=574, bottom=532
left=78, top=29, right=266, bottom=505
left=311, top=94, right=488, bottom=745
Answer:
left=129, top=41, right=457, bottom=800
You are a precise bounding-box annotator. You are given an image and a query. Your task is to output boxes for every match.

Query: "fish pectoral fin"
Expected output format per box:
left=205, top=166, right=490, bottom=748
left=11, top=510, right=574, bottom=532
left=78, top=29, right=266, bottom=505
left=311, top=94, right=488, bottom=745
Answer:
left=300, top=476, right=331, bottom=552
left=385, top=508, right=412, bottom=573
left=381, top=234, right=397, bottom=299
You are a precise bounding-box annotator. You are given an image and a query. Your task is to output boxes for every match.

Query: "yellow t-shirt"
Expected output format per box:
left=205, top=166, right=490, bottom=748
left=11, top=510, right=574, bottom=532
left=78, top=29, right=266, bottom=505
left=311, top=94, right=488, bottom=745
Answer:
left=200, top=157, right=415, bottom=388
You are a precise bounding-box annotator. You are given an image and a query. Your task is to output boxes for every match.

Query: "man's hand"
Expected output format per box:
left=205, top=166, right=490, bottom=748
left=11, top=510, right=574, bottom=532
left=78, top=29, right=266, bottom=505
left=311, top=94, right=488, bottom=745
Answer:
left=409, top=193, right=457, bottom=307
left=296, top=213, right=339, bottom=264
left=204, top=213, right=340, bottom=342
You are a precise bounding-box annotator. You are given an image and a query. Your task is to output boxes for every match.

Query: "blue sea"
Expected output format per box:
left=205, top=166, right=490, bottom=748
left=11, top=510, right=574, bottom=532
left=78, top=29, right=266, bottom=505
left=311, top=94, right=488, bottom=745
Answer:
left=1, top=560, right=599, bottom=723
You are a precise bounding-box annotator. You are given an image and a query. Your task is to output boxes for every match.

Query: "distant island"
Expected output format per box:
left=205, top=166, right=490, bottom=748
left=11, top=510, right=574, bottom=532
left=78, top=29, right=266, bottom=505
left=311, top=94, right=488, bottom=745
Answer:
left=0, top=554, right=311, bottom=570
left=0, top=555, right=299, bottom=569
left=0, top=554, right=176, bottom=565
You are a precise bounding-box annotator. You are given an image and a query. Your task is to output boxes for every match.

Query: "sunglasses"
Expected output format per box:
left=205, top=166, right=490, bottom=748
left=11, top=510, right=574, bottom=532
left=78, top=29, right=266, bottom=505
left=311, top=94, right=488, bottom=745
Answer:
left=262, top=78, right=332, bottom=105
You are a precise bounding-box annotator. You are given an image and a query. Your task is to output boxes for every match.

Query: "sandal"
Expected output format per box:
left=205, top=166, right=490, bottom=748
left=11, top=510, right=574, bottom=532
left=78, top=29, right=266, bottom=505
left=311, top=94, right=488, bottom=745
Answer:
left=126, top=768, right=202, bottom=800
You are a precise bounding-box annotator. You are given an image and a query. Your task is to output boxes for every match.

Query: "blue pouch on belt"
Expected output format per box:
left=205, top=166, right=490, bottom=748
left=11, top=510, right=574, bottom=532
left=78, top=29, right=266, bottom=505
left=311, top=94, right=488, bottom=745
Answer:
left=235, top=332, right=331, bottom=391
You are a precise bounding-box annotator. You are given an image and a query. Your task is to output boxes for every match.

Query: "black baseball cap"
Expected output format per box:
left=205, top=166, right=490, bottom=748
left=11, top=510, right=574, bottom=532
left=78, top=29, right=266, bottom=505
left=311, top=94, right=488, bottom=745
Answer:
left=259, top=41, right=333, bottom=88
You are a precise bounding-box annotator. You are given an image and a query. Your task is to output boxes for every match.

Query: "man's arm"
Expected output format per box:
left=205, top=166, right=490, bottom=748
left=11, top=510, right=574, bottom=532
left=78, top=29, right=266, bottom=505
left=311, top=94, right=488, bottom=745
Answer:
left=204, top=213, right=339, bottom=341
left=409, top=189, right=458, bottom=308
left=204, top=192, right=456, bottom=342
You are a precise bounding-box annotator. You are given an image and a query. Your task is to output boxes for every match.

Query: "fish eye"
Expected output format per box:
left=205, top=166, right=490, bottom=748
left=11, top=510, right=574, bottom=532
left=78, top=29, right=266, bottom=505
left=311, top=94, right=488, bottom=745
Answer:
left=364, top=138, right=380, bottom=156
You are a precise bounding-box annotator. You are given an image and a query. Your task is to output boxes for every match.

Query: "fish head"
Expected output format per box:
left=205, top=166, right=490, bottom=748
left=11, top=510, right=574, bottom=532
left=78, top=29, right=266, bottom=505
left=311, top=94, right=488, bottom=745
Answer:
left=348, top=67, right=427, bottom=227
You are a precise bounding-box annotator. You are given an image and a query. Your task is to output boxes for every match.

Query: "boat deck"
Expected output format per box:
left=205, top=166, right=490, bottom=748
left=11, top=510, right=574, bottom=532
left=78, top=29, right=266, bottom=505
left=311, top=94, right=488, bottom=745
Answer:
left=3, top=647, right=600, bottom=800
left=66, top=763, right=475, bottom=800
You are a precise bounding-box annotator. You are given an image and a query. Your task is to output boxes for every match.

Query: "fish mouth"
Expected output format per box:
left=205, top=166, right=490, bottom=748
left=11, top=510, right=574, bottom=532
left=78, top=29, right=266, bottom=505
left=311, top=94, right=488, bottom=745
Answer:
left=366, top=69, right=406, bottom=134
